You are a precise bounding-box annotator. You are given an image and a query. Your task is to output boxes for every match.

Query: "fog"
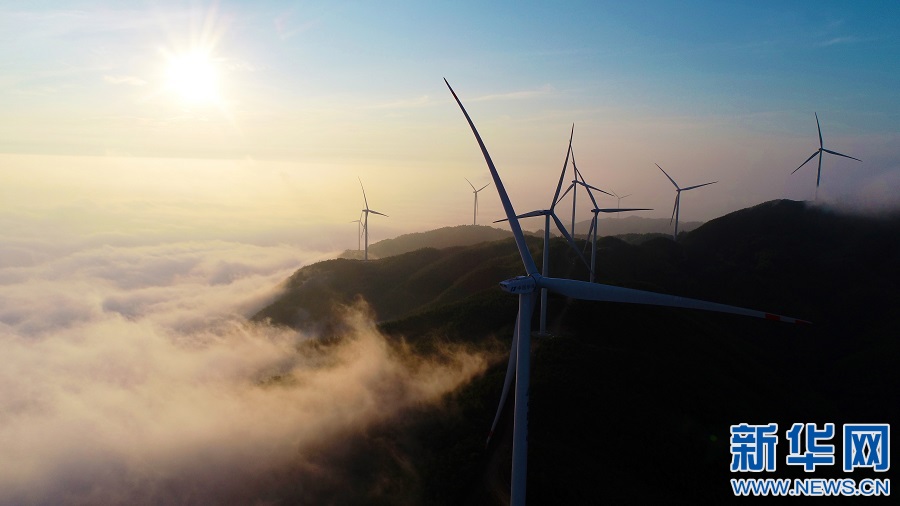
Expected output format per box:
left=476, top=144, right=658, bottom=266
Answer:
left=0, top=163, right=489, bottom=504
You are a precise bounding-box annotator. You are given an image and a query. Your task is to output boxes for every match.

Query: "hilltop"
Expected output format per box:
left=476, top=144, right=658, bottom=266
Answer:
left=338, top=218, right=694, bottom=261
left=252, top=199, right=899, bottom=505
left=572, top=214, right=703, bottom=237
left=339, top=224, right=516, bottom=260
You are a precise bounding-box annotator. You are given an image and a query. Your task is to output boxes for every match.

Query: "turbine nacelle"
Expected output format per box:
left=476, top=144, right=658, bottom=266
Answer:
left=500, top=276, right=537, bottom=294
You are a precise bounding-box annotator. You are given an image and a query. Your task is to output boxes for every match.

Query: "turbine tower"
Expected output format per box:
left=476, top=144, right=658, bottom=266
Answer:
left=465, top=178, right=490, bottom=225
left=656, top=163, right=716, bottom=241
left=791, top=112, right=861, bottom=200
left=358, top=178, right=388, bottom=261
left=445, top=78, right=809, bottom=506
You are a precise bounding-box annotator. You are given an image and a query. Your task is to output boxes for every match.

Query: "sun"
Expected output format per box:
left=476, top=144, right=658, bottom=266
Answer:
left=165, top=50, right=221, bottom=106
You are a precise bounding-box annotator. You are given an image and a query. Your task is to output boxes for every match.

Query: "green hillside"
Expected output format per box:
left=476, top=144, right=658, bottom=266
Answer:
left=251, top=200, right=899, bottom=504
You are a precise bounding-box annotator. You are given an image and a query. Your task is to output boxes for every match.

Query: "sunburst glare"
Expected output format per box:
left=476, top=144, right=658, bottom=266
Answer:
left=165, top=50, right=221, bottom=106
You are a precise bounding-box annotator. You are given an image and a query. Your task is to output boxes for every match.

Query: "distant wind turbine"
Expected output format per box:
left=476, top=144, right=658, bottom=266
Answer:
left=493, top=124, right=591, bottom=335
left=556, top=147, right=613, bottom=236
left=358, top=178, right=388, bottom=261
left=446, top=78, right=809, bottom=506
left=611, top=190, right=632, bottom=217
left=465, top=178, right=490, bottom=225
left=791, top=113, right=861, bottom=200
left=656, top=163, right=716, bottom=241
left=350, top=211, right=363, bottom=251
left=580, top=182, right=651, bottom=282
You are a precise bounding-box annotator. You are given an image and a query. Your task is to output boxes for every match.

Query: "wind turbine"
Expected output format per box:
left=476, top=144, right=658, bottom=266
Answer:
left=580, top=181, right=651, bottom=282
left=358, top=178, right=388, bottom=261
left=555, top=146, right=613, bottom=237
left=656, top=163, right=716, bottom=241
left=350, top=211, right=363, bottom=251
left=791, top=112, right=861, bottom=200
left=492, top=125, right=591, bottom=335
left=445, top=78, right=809, bottom=506
left=611, top=190, right=632, bottom=217
left=465, top=178, right=490, bottom=225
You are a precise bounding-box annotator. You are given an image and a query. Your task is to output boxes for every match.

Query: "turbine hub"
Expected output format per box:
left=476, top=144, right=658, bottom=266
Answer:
left=499, top=276, right=536, bottom=294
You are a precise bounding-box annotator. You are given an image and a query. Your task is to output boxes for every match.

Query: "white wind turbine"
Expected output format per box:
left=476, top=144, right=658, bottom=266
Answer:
left=791, top=112, right=861, bottom=200
left=579, top=179, right=651, bottom=282
left=611, top=190, right=632, bottom=217
left=555, top=146, right=613, bottom=237
left=358, top=178, right=388, bottom=261
left=465, top=178, right=490, bottom=225
left=350, top=211, right=363, bottom=251
left=656, top=163, right=716, bottom=241
left=493, top=124, right=591, bottom=335
left=445, top=78, right=809, bottom=506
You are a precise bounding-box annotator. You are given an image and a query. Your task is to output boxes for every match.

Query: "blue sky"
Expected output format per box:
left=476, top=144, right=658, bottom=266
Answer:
left=1, top=1, right=898, bottom=239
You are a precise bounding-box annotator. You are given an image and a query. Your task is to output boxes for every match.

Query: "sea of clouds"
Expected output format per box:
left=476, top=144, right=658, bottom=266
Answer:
left=0, top=214, right=487, bottom=504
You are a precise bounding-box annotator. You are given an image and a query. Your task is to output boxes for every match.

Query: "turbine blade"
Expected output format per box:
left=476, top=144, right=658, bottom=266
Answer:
left=656, top=163, right=679, bottom=189
left=551, top=125, right=575, bottom=209
left=816, top=112, right=823, bottom=149
left=536, top=277, right=811, bottom=324
left=822, top=149, right=861, bottom=162
left=791, top=151, right=819, bottom=174
left=358, top=177, right=369, bottom=209
left=487, top=320, right=518, bottom=447
left=550, top=212, right=591, bottom=270
left=368, top=210, right=389, bottom=217
left=581, top=216, right=595, bottom=258
left=445, top=79, right=539, bottom=276
left=478, top=183, right=491, bottom=191
left=670, top=194, right=678, bottom=225
left=594, top=208, right=653, bottom=213
left=557, top=182, right=575, bottom=203
left=465, top=177, right=476, bottom=191
left=817, top=150, right=822, bottom=187
left=582, top=182, right=614, bottom=197
left=681, top=181, right=717, bottom=191
left=577, top=180, right=600, bottom=209
left=621, top=194, right=632, bottom=199
left=496, top=209, right=549, bottom=223
left=517, top=209, right=550, bottom=219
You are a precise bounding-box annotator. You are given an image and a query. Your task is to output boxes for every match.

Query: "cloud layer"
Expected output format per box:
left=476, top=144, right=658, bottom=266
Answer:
left=0, top=236, right=487, bottom=505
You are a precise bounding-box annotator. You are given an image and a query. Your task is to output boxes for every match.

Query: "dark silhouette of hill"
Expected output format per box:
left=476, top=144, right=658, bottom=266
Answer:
left=571, top=215, right=703, bottom=237
left=252, top=200, right=898, bottom=504
left=338, top=224, right=517, bottom=260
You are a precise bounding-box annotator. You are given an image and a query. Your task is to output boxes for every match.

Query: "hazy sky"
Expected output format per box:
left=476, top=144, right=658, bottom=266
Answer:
left=2, top=0, right=898, bottom=244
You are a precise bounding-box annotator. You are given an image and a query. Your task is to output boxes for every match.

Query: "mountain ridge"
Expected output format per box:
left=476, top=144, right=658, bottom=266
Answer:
left=250, top=199, right=898, bottom=504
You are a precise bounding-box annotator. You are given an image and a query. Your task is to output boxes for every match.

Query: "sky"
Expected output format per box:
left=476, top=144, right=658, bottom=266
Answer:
left=1, top=2, right=899, bottom=501
left=2, top=0, right=898, bottom=241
